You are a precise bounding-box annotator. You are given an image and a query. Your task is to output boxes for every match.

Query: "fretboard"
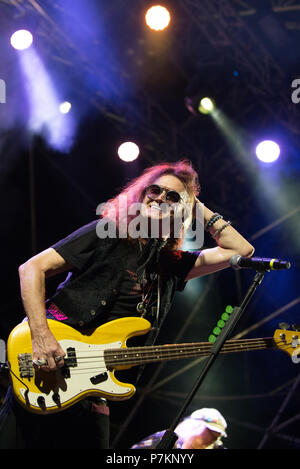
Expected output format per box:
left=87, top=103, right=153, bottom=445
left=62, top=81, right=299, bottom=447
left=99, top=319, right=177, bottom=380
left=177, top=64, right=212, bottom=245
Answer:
left=104, top=337, right=275, bottom=368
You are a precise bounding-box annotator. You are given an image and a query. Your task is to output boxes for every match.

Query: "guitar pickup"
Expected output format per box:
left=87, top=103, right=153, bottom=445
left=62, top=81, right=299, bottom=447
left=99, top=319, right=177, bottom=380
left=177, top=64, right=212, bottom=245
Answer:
left=61, top=347, right=77, bottom=378
left=64, top=347, right=77, bottom=367
left=90, top=372, right=108, bottom=385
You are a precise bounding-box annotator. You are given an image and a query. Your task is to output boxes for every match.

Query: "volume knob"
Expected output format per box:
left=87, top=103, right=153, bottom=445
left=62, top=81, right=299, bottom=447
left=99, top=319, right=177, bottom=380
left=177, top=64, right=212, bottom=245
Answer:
left=52, top=392, right=61, bottom=405
left=37, top=396, right=46, bottom=410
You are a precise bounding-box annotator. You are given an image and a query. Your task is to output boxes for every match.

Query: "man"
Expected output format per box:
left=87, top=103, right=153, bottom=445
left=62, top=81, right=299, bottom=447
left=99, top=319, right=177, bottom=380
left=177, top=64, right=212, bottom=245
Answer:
left=131, top=408, right=228, bottom=449
left=0, top=160, right=254, bottom=448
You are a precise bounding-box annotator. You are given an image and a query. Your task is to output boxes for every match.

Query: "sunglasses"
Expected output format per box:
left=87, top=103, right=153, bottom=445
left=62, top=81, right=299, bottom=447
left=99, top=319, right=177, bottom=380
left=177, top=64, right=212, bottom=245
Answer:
left=145, top=184, right=182, bottom=204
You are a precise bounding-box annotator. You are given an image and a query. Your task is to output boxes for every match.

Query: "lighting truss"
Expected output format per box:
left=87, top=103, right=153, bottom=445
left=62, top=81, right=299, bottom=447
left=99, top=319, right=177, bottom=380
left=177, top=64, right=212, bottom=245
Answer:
left=179, top=0, right=300, bottom=136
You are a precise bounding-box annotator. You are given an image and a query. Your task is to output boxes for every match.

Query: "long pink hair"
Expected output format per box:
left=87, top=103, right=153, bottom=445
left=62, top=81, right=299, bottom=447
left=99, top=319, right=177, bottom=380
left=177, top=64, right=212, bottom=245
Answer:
left=99, top=160, right=200, bottom=249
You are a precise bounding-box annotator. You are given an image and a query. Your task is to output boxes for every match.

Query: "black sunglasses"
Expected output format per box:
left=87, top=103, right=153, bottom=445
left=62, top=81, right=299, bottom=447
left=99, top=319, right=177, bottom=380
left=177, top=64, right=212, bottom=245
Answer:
left=145, top=184, right=182, bottom=204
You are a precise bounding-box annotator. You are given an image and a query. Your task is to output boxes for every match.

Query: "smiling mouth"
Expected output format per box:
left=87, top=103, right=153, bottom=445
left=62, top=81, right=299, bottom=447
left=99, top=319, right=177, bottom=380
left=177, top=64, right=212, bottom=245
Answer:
left=150, top=204, right=162, bottom=211
left=148, top=204, right=174, bottom=218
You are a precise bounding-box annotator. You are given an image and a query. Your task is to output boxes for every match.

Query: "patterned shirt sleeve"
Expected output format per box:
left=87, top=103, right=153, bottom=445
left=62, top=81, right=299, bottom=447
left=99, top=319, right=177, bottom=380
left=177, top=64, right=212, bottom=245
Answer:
left=160, top=249, right=200, bottom=291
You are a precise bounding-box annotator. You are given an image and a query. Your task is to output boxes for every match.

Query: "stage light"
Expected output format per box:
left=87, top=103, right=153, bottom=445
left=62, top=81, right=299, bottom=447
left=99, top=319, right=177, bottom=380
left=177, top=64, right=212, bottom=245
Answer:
left=198, top=97, right=215, bottom=114
left=10, top=30, right=33, bottom=50
left=18, top=48, right=75, bottom=151
left=145, top=5, right=171, bottom=31
left=118, top=142, right=140, bottom=162
left=59, top=101, right=72, bottom=114
left=256, top=140, right=280, bottom=163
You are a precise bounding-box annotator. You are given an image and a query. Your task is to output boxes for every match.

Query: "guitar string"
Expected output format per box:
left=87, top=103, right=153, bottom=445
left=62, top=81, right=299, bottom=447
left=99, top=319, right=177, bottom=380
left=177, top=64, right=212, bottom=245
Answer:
left=63, top=339, right=285, bottom=361
left=24, top=339, right=292, bottom=375
left=66, top=337, right=275, bottom=357
left=26, top=340, right=294, bottom=378
left=18, top=339, right=295, bottom=402
left=66, top=341, right=273, bottom=365
left=60, top=341, right=288, bottom=374
left=63, top=341, right=284, bottom=376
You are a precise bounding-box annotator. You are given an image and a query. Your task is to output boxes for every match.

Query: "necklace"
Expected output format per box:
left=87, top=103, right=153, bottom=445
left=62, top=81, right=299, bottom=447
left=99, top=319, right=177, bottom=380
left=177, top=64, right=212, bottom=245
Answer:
left=136, top=239, right=157, bottom=317
left=136, top=272, right=157, bottom=317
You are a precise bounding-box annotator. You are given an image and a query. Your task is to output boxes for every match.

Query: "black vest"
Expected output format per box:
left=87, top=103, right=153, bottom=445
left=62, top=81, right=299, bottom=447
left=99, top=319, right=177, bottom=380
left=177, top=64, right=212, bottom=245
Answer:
left=50, top=236, right=178, bottom=338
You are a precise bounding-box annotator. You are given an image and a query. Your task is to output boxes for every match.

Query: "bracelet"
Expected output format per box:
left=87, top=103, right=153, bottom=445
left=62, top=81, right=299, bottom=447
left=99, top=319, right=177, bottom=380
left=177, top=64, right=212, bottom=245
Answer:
left=205, top=213, right=223, bottom=230
left=212, top=221, right=232, bottom=238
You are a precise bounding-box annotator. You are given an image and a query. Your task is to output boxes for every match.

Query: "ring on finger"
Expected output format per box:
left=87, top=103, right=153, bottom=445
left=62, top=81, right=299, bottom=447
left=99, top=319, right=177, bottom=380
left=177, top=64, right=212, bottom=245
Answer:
left=33, top=358, right=48, bottom=366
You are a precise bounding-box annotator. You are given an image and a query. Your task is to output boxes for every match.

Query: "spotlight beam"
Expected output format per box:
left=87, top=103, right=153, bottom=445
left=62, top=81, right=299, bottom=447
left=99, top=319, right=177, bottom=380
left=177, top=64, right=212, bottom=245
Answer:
left=250, top=206, right=300, bottom=241
left=18, top=47, right=74, bottom=151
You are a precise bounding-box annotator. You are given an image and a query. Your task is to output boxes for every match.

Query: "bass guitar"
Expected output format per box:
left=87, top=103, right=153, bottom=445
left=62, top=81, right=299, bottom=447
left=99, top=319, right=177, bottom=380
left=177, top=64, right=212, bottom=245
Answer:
left=6, top=317, right=299, bottom=414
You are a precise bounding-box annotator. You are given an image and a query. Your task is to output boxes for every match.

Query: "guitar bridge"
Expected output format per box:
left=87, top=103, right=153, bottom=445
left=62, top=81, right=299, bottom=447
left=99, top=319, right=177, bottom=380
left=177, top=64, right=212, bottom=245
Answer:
left=18, top=353, right=34, bottom=378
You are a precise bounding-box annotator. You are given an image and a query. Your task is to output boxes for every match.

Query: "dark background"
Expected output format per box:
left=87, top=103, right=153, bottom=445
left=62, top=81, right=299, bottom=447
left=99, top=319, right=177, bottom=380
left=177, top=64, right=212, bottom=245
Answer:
left=0, top=0, right=300, bottom=449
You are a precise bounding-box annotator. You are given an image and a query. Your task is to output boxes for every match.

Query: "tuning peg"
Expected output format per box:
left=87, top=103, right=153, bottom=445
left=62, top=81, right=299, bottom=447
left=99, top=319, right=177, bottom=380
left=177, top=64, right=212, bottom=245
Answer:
left=292, top=324, right=300, bottom=332
left=279, top=322, right=290, bottom=330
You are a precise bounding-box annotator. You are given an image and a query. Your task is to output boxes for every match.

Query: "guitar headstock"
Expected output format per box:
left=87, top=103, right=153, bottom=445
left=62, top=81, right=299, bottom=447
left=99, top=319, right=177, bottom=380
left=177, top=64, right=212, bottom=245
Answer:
left=273, top=327, right=300, bottom=362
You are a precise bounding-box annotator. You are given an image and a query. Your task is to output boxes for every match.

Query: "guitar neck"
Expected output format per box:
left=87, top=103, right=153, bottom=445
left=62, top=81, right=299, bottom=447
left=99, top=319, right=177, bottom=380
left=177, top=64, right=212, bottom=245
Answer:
left=104, top=337, right=275, bottom=368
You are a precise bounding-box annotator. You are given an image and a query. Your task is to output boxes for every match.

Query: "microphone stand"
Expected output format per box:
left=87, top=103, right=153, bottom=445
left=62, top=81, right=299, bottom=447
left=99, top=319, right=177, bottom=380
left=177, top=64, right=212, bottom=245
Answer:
left=155, top=269, right=266, bottom=449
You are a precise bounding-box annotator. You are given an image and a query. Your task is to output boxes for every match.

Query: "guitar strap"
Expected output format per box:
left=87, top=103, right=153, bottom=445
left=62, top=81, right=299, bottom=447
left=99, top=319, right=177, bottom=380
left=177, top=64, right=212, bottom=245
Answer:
left=134, top=238, right=169, bottom=384
left=135, top=274, right=163, bottom=384
left=144, top=274, right=161, bottom=344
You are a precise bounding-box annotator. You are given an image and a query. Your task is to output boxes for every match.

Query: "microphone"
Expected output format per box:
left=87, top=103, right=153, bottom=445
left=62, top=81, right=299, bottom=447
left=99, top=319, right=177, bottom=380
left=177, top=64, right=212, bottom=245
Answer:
left=230, top=254, right=291, bottom=272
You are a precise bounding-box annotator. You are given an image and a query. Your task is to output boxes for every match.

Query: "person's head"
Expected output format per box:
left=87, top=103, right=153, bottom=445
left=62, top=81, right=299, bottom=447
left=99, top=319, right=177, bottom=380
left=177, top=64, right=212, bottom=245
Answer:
left=100, top=160, right=200, bottom=248
left=175, top=408, right=227, bottom=449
